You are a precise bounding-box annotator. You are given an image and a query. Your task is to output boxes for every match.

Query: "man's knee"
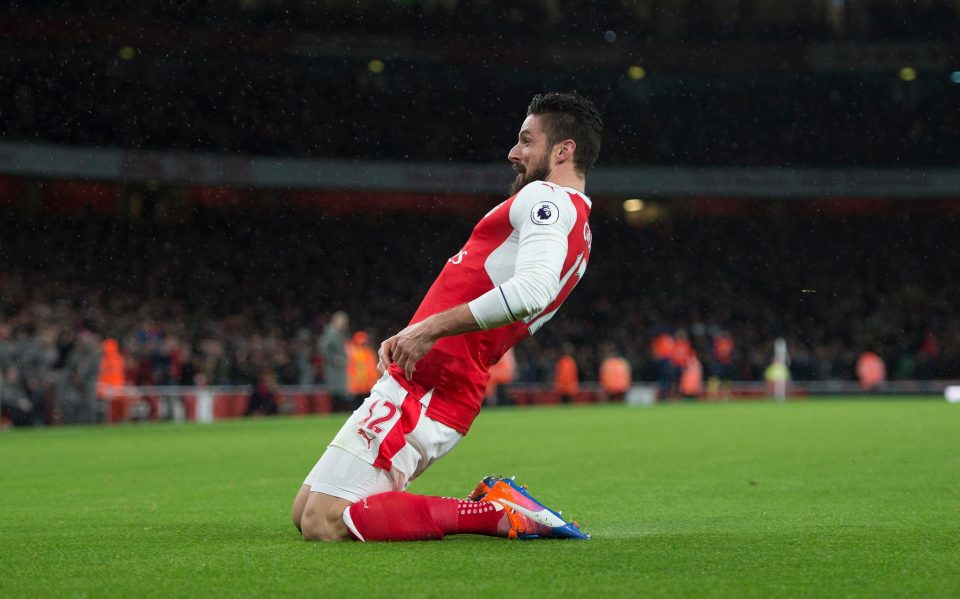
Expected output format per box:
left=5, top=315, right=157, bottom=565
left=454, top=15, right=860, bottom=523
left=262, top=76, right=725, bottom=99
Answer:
left=301, top=509, right=350, bottom=542
left=300, top=496, right=353, bottom=542
left=301, top=519, right=341, bottom=542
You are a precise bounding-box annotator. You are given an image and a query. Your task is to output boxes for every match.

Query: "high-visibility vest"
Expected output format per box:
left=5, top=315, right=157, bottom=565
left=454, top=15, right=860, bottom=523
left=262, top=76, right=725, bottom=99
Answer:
left=553, top=355, right=579, bottom=394
left=97, top=338, right=125, bottom=394
left=856, top=352, right=885, bottom=389
left=346, top=343, right=378, bottom=395
left=488, top=348, right=516, bottom=385
left=680, top=356, right=703, bottom=396
left=670, top=339, right=694, bottom=367
left=652, top=334, right=675, bottom=360
left=600, top=356, right=631, bottom=394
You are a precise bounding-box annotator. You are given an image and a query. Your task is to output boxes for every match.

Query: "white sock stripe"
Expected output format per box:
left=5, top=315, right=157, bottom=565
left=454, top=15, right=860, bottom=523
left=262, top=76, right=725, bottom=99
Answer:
left=341, top=506, right=365, bottom=542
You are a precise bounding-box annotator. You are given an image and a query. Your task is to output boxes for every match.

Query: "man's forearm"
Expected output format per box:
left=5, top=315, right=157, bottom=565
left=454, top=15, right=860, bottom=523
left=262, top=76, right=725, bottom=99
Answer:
left=418, top=304, right=482, bottom=341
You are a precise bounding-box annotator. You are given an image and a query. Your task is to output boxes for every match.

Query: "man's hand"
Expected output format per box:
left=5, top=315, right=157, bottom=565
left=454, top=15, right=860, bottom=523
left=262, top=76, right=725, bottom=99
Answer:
left=377, top=320, right=438, bottom=380
left=376, top=304, right=482, bottom=379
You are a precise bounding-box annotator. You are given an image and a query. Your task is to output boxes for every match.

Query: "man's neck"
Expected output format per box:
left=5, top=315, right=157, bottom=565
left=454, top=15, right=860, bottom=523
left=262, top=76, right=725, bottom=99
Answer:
left=546, top=173, right=587, bottom=194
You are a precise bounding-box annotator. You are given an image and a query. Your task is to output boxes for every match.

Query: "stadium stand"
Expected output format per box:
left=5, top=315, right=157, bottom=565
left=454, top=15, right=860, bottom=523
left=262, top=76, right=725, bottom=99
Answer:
left=1, top=195, right=958, bottom=425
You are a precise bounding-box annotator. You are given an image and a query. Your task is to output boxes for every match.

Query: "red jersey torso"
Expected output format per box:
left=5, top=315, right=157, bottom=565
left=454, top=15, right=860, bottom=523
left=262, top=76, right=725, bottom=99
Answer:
left=389, top=181, right=592, bottom=433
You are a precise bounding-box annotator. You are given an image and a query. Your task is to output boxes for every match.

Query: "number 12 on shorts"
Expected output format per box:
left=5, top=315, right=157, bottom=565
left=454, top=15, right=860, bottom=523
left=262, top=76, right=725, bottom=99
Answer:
left=357, top=398, right=398, bottom=448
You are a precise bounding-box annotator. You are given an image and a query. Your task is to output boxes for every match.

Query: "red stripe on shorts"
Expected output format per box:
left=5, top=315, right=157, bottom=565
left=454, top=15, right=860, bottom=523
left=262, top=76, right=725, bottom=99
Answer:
left=372, top=392, right=423, bottom=471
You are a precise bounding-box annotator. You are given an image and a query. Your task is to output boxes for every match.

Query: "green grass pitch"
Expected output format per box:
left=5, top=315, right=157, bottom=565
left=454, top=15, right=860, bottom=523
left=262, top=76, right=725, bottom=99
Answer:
left=2, top=399, right=959, bottom=597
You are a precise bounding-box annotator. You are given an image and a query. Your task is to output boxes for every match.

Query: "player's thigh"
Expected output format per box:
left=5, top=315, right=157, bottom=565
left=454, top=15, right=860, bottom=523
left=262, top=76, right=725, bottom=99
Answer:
left=402, top=410, right=463, bottom=481
left=303, top=443, right=399, bottom=501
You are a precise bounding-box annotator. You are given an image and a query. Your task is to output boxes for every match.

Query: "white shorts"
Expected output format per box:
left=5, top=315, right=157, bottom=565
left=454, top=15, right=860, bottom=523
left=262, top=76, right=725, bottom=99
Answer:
left=303, top=374, right=462, bottom=502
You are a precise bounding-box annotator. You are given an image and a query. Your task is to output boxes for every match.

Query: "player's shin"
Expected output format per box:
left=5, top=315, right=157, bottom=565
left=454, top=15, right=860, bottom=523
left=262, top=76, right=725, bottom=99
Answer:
left=343, top=492, right=506, bottom=541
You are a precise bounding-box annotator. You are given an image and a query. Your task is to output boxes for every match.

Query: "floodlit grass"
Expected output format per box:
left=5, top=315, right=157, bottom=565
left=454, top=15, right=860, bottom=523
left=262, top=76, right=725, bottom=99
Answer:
left=2, top=399, right=959, bottom=597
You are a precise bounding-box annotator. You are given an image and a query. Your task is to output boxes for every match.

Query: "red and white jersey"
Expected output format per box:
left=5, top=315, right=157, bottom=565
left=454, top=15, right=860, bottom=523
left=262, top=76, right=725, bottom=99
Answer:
left=388, top=181, right=593, bottom=434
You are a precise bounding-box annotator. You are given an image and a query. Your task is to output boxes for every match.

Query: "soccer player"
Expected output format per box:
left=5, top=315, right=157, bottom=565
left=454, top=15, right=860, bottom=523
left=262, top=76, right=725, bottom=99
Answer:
left=292, top=92, right=603, bottom=542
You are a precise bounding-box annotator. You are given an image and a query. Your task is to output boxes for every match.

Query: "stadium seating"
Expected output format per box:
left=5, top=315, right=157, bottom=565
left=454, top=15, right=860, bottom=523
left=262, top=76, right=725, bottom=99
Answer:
left=2, top=201, right=957, bottom=426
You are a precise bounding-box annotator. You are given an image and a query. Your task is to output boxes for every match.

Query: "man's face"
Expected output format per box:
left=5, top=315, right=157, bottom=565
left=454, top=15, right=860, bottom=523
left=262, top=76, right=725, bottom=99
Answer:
left=508, top=114, right=553, bottom=195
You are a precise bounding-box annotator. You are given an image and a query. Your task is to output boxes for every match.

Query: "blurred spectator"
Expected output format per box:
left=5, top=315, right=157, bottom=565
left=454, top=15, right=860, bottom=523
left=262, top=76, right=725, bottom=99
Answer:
left=96, top=337, right=126, bottom=422
left=553, top=343, right=579, bottom=405
left=319, top=311, right=350, bottom=412
left=669, top=330, right=695, bottom=398
left=680, top=353, right=704, bottom=399
left=915, top=330, right=940, bottom=380
left=244, top=371, right=279, bottom=416
left=764, top=360, right=791, bottom=399
left=0, top=323, right=12, bottom=372
left=651, top=330, right=676, bottom=398
left=20, top=327, right=58, bottom=425
left=55, top=332, right=102, bottom=424
left=485, top=347, right=517, bottom=407
left=856, top=351, right=886, bottom=392
left=765, top=338, right=791, bottom=401
left=707, top=330, right=735, bottom=400
left=599, top=345, right=631, bottom=402
left=346, top=331, right=378, bottom=405
left=292, top=329, right=316, bottom=386
left=96, top=338, right=126, bottom=397
left=0, top=365, right=33, bottom=427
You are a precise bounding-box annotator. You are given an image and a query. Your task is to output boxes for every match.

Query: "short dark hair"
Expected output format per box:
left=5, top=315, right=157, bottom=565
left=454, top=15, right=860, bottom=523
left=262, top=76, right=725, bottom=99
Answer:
left=527, top=92, right=604, bottom=175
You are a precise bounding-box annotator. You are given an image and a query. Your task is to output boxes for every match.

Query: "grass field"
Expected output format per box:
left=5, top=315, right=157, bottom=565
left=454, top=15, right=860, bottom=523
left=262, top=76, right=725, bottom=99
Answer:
left=2, top=399, right=959, bottom=598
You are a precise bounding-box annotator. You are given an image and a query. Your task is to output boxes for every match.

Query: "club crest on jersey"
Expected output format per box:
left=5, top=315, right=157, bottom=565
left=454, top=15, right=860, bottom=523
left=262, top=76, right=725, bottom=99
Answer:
left=531, top=201, right=559, bottom=225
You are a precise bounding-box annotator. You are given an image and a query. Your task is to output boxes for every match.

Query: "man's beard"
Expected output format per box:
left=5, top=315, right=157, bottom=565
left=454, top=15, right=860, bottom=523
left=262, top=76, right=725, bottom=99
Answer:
left=509, top=156, right=551, bottom=195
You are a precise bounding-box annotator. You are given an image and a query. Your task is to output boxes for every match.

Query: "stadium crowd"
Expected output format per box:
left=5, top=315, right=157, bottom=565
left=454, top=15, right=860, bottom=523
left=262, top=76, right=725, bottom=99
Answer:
left=2, top=203, right=957, bottom=425
left=2, top=0, right=958, bottom=426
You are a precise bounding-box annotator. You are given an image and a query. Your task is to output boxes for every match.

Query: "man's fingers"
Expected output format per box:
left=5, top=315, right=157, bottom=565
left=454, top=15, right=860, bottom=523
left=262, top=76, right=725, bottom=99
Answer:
left=390, top=340, right=415, bottom=380
left=378, top=335, right=423, bottom=380
left=378, top=339, right=394, bottom=371
left=399, top=356, right=415, bottom=380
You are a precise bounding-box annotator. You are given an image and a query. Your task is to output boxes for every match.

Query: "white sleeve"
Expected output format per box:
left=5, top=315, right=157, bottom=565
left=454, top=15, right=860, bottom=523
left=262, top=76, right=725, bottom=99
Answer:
left=468, top=183, right=575, bottom=329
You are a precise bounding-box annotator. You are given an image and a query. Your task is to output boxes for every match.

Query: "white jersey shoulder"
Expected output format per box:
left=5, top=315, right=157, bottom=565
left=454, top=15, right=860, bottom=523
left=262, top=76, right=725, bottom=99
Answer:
left=509, top=181, right=577, bottom=235
left=468, top=181, right=577, bottom=331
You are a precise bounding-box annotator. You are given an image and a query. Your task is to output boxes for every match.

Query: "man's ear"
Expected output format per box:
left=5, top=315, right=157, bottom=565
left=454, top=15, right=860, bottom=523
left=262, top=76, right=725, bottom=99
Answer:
left=555, top=139, right=577, bottom=165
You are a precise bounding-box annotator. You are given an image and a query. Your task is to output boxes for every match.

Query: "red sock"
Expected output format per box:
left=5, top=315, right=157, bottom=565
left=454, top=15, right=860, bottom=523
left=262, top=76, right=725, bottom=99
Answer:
left=345, top=492, right=505, bottom=541
left=426, top=496, right=506, bottom=536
